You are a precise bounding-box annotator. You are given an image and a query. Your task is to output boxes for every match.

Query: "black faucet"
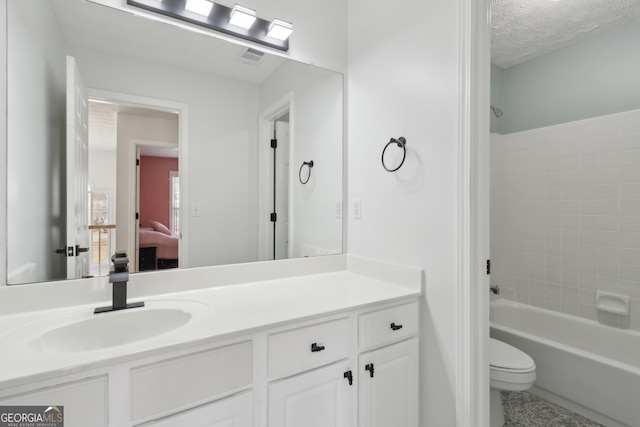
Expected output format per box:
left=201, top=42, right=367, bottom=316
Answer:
left=95, top=251, right=145, bottom=313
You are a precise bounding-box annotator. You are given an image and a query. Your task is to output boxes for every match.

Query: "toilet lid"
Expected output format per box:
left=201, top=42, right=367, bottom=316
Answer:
left=490, top=338, right=535, bottom=371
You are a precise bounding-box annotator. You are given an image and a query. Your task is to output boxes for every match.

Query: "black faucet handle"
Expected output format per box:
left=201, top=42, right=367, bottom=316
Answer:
left=96, top=250, right=144, bottom=313
left=112, top=251, right=129, bottom=272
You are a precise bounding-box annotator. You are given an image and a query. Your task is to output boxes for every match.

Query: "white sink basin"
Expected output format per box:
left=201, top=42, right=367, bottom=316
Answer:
left=21, top=300, right=210, bottom=354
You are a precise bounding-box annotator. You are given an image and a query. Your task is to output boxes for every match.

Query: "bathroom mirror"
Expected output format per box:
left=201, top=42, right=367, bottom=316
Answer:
left=6, top=0, right=343, bottom=285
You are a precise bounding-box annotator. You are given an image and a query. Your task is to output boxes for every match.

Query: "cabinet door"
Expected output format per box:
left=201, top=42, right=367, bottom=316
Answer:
left=359, top=338, right=419, bottom=427
left=269, top=360, right=354, bottom=427
left=0, top=376, right=108, bottom=427
left=140, top=391, right=253, bottom=427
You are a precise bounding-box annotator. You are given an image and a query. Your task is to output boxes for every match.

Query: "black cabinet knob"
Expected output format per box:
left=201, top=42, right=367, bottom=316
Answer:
left=311, top=342, right=326, bottom=352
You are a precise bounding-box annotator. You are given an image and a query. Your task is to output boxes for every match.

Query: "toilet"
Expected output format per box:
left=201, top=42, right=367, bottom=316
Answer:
left=489, top=338, right=536, bottom=427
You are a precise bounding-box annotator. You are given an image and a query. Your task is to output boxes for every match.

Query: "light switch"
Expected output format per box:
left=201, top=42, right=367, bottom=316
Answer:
left=336, top=200, right=342, bottom=218
left=353, top=199, right=361, bottom=219
left=192, top=202, right=201, bottom=217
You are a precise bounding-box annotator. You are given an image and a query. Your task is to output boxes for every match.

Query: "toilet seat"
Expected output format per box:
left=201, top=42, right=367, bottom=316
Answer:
left=490, top=338, right=535, bottom=370
left=489, top=338, right=536, bottom=391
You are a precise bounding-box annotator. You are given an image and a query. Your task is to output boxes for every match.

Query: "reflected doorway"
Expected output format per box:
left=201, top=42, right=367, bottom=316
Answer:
left=87, top=99, right=179, bottom=275
left=270, top=114, right=290, bottom=260
left=258, top=95, right=293, bottom=262
left=136, top=144, right=180, bottom=272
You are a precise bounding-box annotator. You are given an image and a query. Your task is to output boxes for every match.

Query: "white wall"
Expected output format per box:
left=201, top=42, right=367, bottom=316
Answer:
left=237, top=0, right=348, bottom=74
left=67, top=45, right=262, bottom=268
left=347, top=0, right=463, bottom=425
left=260, top=61, right=343, bottom=257
left=490, top=65, right=504, bottom=134
left=491, top=110, right=640, bottom=331
left=492, top=19, right=640, bottom=135
left=6, top=1, right=66, bottom=283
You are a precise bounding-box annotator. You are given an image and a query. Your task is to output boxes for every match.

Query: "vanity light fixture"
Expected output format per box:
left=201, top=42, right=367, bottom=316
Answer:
left=185, top=0, right=214, bottom=16
left=267, top=19, right=293, bottom=41
left=127, top=0, right=291, bottom=51
left=229, top=4, right=256, bottom=29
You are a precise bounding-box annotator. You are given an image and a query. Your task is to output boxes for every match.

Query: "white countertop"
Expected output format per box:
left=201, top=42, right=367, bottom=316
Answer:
left=0, top=255, right=422, bottom=390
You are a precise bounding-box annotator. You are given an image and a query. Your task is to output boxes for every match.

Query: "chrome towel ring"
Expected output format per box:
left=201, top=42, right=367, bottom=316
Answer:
left=299, top=160, right=314, bottom=184
left=382, top=137, right=406, bottom=172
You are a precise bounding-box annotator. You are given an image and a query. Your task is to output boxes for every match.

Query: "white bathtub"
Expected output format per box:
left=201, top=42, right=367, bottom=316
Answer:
left=490, top=299, right=640, bottom=427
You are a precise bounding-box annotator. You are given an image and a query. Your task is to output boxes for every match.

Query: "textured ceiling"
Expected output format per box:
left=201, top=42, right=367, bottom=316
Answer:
left=491, top=0, right=640, bottom=68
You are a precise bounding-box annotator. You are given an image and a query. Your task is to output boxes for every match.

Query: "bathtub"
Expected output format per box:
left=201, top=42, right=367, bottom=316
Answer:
left=490, top=299, right=640, bottom=427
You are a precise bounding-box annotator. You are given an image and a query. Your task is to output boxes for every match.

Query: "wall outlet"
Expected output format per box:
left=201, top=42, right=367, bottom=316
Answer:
left=336, top=200, right=342, bottom=218
left=353, top=199, right=361, bottom=219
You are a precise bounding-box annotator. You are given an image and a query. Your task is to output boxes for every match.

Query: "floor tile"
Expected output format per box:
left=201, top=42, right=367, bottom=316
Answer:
left=501, top=391, right=604, bottom=427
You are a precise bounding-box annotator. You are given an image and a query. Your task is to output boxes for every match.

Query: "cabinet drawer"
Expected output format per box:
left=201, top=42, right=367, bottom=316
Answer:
left=130, top=341, right=252, bottom=422
left=268, top=318, right=350, bottom=378
left=359, top=302, right=418, bottom=350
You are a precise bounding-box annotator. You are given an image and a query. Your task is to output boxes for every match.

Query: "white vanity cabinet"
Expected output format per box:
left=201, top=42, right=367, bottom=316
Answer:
left=0, top=298, right=420, bottom=427
left=358, top=302, right=420, bottom=427
left=0, top=340, right=254, bottom=427
left=265, top=300, right=419, bottom=427
left=266, top=316, right=355, bottom=427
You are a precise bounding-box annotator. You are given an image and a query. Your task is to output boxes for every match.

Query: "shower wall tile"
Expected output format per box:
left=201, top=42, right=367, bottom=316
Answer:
left=491, top=109, right=640, bottom=332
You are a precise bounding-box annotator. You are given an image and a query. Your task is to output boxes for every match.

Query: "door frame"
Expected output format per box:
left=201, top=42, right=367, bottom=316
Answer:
left=257, top=92, right=294, bottom=261
left=87, top=88, right=190, bottom=270
left=458, top=0, right=491, bottom=425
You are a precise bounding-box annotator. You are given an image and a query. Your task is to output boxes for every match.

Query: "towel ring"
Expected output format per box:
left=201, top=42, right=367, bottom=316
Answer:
left=381, top=137, right=407, bottom=172
left=299, top=160, right=314, bottom=184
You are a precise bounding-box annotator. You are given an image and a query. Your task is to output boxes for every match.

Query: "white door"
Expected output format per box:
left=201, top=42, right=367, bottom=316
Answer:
left=65, top=56, right=90, bottom=279
left=359, top=338, right=419, bottom=427
left=269, top=360, right=354, bottom=427
left=274, top=120, right=290, bottom=259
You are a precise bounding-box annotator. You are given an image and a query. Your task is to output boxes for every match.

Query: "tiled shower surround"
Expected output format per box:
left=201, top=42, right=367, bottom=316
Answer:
left=490, top=109, right=640, bottom=331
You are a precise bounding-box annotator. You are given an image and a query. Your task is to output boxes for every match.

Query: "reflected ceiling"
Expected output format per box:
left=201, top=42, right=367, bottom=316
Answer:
left=51, top=0, right=284, bottom=83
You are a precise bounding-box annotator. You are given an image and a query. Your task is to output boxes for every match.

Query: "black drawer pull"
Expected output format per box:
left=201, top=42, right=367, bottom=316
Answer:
left=311, top=342, right=325, bottom=352
left=390, top=322, right=403, bottom=331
